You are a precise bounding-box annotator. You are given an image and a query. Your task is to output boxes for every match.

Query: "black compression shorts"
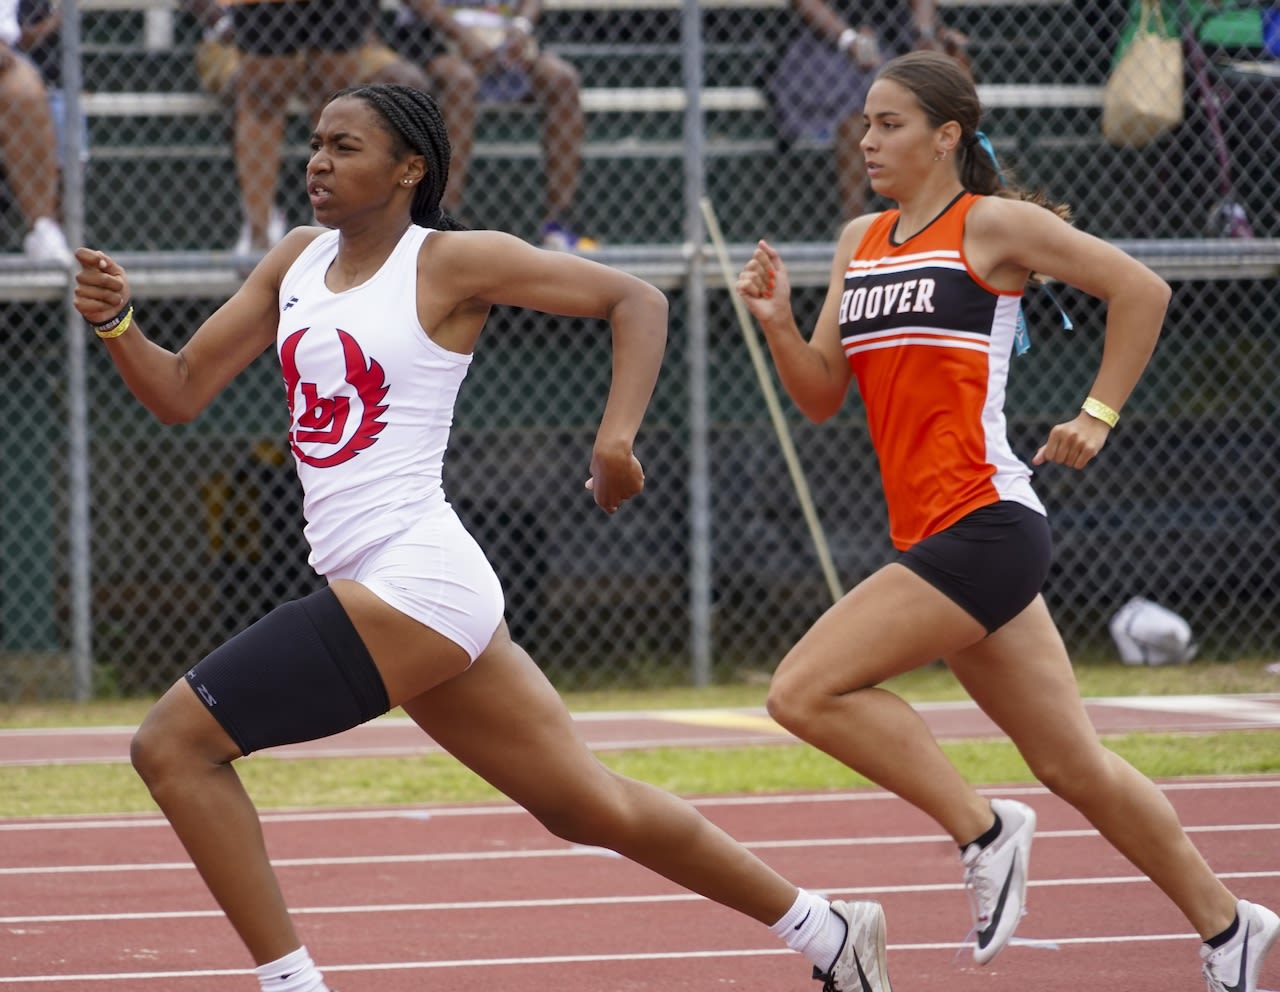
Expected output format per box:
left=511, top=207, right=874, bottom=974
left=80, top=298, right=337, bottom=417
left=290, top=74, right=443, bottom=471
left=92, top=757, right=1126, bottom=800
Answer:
left=184, top=586, right=389, bottom=755
left=896, top=501, right=1052, bottom=634
left=232, top=1, right=378, bottom=57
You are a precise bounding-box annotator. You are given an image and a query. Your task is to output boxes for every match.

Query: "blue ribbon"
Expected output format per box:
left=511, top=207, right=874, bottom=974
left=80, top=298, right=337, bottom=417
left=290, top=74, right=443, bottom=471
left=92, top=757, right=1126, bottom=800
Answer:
left=971, top=131, right=1073, bottom=354
left=1013, top=306, right=1031, bottom=356
left=975, top=130, right=1001, bottom=178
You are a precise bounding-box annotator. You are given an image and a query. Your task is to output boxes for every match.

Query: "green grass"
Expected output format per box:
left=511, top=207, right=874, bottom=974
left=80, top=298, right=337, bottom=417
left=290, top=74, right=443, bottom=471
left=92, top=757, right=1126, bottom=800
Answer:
left=2, top=658, right=1277, bottom=817
left=4, top=730, right=1278, bottom=818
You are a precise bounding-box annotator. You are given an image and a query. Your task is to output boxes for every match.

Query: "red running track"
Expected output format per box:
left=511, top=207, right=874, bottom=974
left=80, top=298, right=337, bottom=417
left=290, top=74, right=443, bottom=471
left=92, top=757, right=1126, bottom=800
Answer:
left=2, top=779, right=1279, bottom=992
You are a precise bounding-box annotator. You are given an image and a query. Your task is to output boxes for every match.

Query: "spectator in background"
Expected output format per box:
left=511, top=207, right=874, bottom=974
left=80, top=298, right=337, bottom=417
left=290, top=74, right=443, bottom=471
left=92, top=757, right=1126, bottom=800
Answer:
left=395, top=1, right=596, bottom=250
left=222, top=1, right=424, bottom=255
left=18, top=0, right=88, bottom=178
left=0, top=0, right=71, bottom=263
left=768, top=0, right=969, bottom=223
left=187, top=0, right=435, bottom=254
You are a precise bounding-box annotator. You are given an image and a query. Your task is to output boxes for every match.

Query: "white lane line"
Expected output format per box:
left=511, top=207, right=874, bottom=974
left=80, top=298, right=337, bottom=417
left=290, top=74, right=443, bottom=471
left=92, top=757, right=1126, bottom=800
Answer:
left=1090, top=694, right=1280, bottom=724
left=3, top=823, right=1278, bottom=876
left=3, top=778, right=1279, bottom=832
left=5, top=870, right=1280, bottom=924
left=6, top=932, right=1276, bottom=985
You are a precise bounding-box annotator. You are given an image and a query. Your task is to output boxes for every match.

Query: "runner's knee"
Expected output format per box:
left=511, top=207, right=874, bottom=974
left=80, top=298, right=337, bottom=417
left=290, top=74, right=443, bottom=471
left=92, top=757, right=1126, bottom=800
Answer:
left=130, top=688, right=237, bottom=788
left=767, top=663, right=836, bottom=731
left=1023, top=738, right=1114, bottom=801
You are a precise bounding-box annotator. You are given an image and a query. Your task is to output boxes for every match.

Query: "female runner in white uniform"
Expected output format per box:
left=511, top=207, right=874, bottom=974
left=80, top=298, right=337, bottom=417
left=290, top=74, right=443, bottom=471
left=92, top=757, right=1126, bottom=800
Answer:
left=73, top=84, right=892, bottom=992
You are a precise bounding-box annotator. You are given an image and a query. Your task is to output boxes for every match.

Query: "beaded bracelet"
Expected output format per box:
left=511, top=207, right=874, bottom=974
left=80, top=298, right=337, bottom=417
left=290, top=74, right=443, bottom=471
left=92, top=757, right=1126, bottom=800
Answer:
left=93, top=303, right=134, bottom=340
left=1081, top=396, right=1120, bottom=428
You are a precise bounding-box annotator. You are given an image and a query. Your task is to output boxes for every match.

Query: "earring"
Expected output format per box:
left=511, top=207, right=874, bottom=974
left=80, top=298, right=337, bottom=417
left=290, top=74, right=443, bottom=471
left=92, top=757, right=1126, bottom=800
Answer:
left=934, top=150, right=947, bottom=162
left=402, top=179, right=412, bottom=186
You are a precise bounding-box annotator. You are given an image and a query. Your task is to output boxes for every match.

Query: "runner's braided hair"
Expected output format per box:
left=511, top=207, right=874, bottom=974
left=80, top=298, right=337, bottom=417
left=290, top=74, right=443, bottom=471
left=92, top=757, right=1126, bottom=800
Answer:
left=333, top=83, right=469, bottom=231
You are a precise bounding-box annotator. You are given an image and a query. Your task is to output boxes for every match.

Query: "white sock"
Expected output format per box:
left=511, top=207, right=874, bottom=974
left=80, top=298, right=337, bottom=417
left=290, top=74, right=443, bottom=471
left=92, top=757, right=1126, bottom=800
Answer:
left=255, top=946, right=328, bottom=992
left=769, top=889, right=847, bottom=972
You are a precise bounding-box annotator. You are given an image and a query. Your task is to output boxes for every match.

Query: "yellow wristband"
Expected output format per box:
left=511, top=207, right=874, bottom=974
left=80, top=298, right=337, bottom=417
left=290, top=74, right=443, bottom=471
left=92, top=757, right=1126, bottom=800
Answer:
left=1081, top=396, right=1119, bottom=428
left=96, top=306, right=134, bottom=340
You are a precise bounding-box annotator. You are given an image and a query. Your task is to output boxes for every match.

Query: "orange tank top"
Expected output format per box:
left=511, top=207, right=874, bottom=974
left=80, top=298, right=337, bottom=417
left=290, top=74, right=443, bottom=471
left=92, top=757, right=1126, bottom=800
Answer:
left=842, top=192, right=1044, bottom=549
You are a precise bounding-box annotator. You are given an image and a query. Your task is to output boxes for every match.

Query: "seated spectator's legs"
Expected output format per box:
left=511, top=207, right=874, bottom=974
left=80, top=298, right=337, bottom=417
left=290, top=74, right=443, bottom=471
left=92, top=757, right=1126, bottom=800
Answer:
left=528, top=52, right=583, bottom=233
left=1218, top=68, right=1280, bottom=236
left=389, top=7, right=586, bottom=240
left=232, top=0, right=373, bottom=252
left=357, top=40, right=432, bottom=92
left=425, top=53, right=479, bottom=216
left=834, top=112, right=869, bottom=221
left=300, top=49, right=364, bottom=124
left=231, top=1, right=307, bottom=252
left=234, top=51, right=295, bottom=252
left=0, top=51, right=69, bottom=261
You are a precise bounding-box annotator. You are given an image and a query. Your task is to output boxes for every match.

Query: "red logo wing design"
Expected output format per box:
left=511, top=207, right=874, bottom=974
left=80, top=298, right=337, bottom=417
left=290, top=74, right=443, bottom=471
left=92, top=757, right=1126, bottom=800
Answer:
left=280, top=327, right=390, bottom=468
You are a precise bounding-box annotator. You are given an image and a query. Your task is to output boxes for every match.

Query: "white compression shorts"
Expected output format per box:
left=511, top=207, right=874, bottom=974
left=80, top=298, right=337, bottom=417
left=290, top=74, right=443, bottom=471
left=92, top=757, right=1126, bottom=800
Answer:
left=326, top=503, right=505, bottom=663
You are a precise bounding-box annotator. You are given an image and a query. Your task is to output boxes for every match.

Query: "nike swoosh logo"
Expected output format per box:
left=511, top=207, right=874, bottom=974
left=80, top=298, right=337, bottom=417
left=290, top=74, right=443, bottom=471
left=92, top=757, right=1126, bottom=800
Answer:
left=811, top=912, right=877, bottom=992
left=977, top=861, right=1016, bottom=949
left=1224, top=925, right=1250, bottom=992
left=794, top=909, right=812, bottom=931
left=853, top=948, right=873, bottom=992
left=815, top=951, right=874, bottom=992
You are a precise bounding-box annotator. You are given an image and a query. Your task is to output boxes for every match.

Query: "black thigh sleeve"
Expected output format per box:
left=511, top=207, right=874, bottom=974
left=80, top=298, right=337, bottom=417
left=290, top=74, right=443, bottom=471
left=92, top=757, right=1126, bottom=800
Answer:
left=184, top=587, right=390, bottom=756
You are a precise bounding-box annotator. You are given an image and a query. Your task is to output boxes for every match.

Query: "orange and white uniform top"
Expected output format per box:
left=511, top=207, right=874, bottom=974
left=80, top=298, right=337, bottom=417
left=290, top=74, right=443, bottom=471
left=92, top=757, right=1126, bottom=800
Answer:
left=841, top=191, right=1044, bottom=550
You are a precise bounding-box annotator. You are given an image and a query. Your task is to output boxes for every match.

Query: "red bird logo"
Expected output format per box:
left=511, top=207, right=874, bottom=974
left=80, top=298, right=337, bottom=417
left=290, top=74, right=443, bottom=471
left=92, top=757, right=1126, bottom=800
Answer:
left=280, top=327, right=389, bottom=467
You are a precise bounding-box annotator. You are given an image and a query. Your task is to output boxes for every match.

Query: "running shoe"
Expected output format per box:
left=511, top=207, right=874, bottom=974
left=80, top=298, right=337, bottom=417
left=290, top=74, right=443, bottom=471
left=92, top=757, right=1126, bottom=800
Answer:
left=235, top=205, right=287, bottom=255
left=23, top=216, right=73, bottom=266
left=961, top=797, right=1036, bottom=964
left=540, top=220, right=599, bottom=252
left=812, top=899, right=892, bottom=992
left=1202, top=899, right=1280, bottom=992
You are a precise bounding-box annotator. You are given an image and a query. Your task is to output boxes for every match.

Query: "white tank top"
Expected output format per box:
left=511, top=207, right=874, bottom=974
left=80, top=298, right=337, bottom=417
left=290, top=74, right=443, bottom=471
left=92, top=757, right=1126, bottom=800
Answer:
left=276, top=225, right=473, bottom=576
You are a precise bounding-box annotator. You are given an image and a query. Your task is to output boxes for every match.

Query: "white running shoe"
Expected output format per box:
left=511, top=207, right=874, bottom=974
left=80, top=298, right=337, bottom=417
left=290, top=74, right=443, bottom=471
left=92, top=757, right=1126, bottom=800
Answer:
left=813, top=899, right=892, bottom=992
left=961, top=797, right=1036, bottom=965
left=235, top=205, right=287, bottom=255
left=23, top=216, right=73, bottom=266
left=1202, top=899, right=1280, bottom=992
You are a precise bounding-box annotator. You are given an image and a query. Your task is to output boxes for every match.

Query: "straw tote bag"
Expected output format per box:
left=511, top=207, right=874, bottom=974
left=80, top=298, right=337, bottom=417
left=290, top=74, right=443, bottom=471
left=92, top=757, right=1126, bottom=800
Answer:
left=1102, top=0, right=1185, bottom=146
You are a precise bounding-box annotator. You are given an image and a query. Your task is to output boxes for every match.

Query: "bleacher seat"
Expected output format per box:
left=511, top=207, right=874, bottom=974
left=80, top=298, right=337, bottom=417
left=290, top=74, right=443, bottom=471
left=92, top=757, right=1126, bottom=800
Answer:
left=18, top=0, right=1109, bottom=247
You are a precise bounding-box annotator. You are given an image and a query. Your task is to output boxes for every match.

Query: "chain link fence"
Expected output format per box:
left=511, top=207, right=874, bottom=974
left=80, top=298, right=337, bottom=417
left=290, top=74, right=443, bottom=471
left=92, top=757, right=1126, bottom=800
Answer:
left=0, top=0, right=1277, bottom=699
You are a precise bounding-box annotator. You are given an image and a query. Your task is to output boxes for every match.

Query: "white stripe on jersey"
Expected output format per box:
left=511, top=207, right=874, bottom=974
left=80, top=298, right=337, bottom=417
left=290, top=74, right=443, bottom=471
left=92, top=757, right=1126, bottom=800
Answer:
left=842, top=326, right=993, bottom=357
left=844, top=326, right=992, bottom=348
left=846, top=250, right=964, bottom=278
